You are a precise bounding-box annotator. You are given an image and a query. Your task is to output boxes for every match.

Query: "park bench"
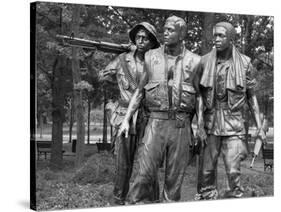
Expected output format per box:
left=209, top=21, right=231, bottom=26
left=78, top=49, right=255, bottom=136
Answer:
left=37, top=140, right=66, bottom=160
left=71, top=139, right=112, bottom=153
left=96, top=142, right=112, bottom=153
left=37, top=141, right=52, bottom=160
left=262, top=144, right=273, bottom=171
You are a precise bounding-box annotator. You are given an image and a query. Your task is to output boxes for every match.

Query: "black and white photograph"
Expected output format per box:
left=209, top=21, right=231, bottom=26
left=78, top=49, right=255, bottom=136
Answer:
left=29, top=0, right=274, bottom=211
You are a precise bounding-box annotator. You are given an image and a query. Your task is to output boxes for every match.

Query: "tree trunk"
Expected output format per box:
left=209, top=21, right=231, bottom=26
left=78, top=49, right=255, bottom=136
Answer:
left=201, top=13, right=215, bottom=55
left=71, top=5, right=85, bottom=168
left=240, top=18, right=245, bottom=54
left=87, top=95, right=91, bottom=144
left=39, top=113, right=43, bottom=138
left=244, top=16, right=254, bottom=58
left=102, top=87, right=108, bottom=143
left=68, top=95, right=74, bottom=143
left=50, top=56, right=65, bottom=170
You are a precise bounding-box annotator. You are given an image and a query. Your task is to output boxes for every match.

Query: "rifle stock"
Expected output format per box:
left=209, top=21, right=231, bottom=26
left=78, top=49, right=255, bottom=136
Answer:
left=56, top=35, right=131, bottom=54
left=250, top=136, right=263, bottom=168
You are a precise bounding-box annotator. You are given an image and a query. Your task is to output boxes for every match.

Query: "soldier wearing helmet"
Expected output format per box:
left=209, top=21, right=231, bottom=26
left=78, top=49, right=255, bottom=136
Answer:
left=99, top=22, right=160, bottom=205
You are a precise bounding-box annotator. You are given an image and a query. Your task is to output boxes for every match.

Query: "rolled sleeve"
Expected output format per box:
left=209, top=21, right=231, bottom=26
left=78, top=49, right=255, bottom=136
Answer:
left=246, top=63, right=257, bottom=97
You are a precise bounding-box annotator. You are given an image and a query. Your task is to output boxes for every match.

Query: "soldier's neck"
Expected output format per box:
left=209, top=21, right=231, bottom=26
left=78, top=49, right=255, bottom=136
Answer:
left=217, top=46, right=232, bottom=61
left=135, top=50, right=145, bottom=62
left=165, top=42, right=183, bottom=56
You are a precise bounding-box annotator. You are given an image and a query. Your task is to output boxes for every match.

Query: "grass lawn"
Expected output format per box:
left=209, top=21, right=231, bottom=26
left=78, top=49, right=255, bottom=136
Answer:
left=35, top=142, right=273, bottom=210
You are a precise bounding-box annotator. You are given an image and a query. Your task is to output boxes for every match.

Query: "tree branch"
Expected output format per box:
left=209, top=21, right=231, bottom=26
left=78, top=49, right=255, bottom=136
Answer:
left=108, top=6, right=133, bottom=28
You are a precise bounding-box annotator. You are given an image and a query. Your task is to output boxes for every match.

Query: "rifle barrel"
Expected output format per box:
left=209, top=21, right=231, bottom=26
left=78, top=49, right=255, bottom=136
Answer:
left=56, top=35, right=130, bottom=54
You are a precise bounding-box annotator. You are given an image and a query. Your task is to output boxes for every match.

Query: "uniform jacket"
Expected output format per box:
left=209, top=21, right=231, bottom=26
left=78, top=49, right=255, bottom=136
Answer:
left=143, top=45, right=201, bottom=113
left=101, top=49, right=143, bottom=131
left=197, top=47, right=257, bottom=135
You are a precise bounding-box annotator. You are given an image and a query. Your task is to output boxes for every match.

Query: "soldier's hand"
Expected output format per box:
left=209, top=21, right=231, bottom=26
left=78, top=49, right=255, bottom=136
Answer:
left=99, top=69, right=114, bottom=81
left=196, top=126, right=207, bottom=148
left=118, top=120, right=130, bottom=138
left=122, top=43, right=136, bottom=52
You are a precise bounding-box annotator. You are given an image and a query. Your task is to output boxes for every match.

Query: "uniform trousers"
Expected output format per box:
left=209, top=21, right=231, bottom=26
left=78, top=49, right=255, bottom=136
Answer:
left=197, top=135, right=248, bottom=199
left=128, top=113, right=191, bottom=203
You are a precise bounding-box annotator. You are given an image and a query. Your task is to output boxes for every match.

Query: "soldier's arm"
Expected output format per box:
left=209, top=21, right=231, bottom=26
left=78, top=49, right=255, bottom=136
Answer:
left=246, top=63, right=266, bottom=140
left=193, top=61, right=207, bottom=145
left=98, top=56, right=119, bottom=83
left=196, top=95, right=205, bottom=127
left=248, top=94, right=266, bottom=140
left=124, top=84, right=145, bottom=122
left=118, top=65, right=149, bottom=137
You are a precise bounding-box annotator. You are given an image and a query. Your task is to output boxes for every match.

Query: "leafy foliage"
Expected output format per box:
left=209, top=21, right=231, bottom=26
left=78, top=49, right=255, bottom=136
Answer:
left=36, top=2, right=273, bottom=126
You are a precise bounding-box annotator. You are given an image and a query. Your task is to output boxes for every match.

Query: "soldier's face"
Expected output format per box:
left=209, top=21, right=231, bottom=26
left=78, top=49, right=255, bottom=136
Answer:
left=135, top=29, right=153, bottom=53
left=163, top=22, right=181, bottom=46
left=213, top=26, right=231, bottom=52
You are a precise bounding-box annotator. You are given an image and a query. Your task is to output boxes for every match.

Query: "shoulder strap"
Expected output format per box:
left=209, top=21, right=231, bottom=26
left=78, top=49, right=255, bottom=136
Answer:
left=119, top=54, right=137, bottom=90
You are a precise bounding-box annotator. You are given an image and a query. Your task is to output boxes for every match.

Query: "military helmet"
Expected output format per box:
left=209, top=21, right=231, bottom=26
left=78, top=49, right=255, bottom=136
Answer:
left=129, top=22, right=160, bottom=49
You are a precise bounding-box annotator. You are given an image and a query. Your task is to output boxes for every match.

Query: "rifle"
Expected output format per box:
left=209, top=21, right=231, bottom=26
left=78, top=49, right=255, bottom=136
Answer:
left=250, top=117, right=268, bottom=168
left=56, top=35, right=131, bottom=54
left=250, top=136, right=265, bottom=168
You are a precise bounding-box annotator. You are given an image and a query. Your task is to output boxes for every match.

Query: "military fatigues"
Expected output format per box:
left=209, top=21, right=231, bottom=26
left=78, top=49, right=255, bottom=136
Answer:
left=197, top=47, right=257, bottom=199
left=101, top=22, right=161, bottom=205
left=102, top=49, right=157, bottom=204
left=128, top=45, right=201, bottom=203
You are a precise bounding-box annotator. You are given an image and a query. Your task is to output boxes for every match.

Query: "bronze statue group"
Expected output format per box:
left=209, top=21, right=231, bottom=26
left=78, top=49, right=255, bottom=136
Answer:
left=99, top=16, right=266, bottom=205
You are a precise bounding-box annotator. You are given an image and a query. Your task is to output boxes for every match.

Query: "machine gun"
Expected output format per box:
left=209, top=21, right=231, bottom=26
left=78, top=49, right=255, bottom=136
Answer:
left=56, top=35, right=131, bottom=54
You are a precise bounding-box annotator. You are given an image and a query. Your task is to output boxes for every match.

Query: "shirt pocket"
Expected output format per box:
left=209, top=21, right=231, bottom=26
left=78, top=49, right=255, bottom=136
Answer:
left=180, top=82, right=196, bottom=110
left=228, top=90, right=246, bottom=111
left=144, top=82, right=161, bottom=106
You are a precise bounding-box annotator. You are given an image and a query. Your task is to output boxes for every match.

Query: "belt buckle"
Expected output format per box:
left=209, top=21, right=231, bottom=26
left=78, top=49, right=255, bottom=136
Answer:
left=175, top=112, right=185, bottom=128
